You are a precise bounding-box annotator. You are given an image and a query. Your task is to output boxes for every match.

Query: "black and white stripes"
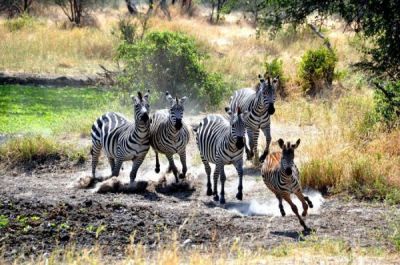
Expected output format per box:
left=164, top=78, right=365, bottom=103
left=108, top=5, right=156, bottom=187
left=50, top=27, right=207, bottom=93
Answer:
left=150, top=92, right=190, bottom=182
left=229, top=75, right=278, bottom=165
left=90, top=91, right=151, bottom=186
left=194, top=107, right=250, bottom=204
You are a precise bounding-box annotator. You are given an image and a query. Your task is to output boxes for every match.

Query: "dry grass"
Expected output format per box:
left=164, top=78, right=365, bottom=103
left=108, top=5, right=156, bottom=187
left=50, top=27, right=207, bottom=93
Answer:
left=0, top=15, right=117, bottom=75
left=4, top=237, right=399, bottom=265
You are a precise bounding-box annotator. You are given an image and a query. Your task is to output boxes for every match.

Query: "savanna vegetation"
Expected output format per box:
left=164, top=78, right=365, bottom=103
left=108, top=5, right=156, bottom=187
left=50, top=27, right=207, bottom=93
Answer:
left=0, top=0, right=399, bottom=264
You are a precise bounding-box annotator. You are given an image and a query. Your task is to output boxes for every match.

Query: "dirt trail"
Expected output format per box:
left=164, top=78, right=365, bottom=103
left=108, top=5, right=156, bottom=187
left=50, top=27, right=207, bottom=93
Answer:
left=0, top=117, right=398, bottom=259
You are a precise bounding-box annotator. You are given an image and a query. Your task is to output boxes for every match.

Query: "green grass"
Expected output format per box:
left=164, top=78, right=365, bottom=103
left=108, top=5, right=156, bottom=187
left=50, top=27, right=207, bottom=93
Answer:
left=0, top=85, right=128, bottom=135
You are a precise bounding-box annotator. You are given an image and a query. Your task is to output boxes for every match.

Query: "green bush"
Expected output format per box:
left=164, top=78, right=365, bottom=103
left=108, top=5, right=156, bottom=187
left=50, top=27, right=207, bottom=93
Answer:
left=117, top=31, right=229, bottom=109
left=374, top=81, right=400, bottom=129
left=4, top=14, right=37, bottom=32
left=299, top=46, right=338, bottom=96
left=264, top=58, right=286, bottom=97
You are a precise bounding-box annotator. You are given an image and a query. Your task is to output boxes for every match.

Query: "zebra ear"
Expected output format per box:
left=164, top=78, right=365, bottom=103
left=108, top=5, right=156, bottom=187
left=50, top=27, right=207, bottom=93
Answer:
left=278, top=139, right=285, bottom=149
left=180, top=96, right=188, bottom=105
left=258, top=74, right=265, bottom=83
left=165, top=92, right=174, bottom=106
left=293, top=139, right=301, bottom=149
left=225, top=106, right=232, bottom=116
left=131, top=94, right=139, bottom=104
left=144, top=90, right=150, bottom=101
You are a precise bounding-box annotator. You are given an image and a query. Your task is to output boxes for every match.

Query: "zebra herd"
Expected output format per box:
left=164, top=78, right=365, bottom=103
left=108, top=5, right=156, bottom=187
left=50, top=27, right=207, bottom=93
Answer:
left=90, top=74, right=313, bottom=231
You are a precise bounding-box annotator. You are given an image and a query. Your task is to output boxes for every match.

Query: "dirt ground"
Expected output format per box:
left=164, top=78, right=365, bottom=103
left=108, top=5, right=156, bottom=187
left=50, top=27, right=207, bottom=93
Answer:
left=0, top=118, right=399, bottom=260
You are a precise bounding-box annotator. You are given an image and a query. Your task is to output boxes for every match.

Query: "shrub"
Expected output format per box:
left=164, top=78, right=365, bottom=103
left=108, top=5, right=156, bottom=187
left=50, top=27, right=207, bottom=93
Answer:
left=117, top=31, right=229, bottom=109
left=299, top=46, right=338, bottom=96
left=374, top=81, right=400, bottom=129
left=4, top=13, right=37, bottom=31
left=264, top=58, right=286, bottom=97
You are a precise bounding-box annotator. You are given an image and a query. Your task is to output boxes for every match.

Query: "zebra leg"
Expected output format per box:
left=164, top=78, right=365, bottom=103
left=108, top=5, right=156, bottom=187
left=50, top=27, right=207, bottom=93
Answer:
left=91, top=141, right=102, bottom=179
left=178, top=150, right=187, bottom=179
left=108, top=157, right=115, bottom=175
left=155, top=151, right=160, bottom=173
left=282, top=194, right=310, bottom=231
left=246, top=129, right=254, bottom=160
left=276, top=194, right=285, bottom=216
left=129, top=155, right=145, bottom=185
left=295, top=191, right=309, bottom=217
left=219, top=166, right=226, bottom=204
left=252, top=129, right=260, bottom=166
left=234, top=159, right=244, bottom=200
left=305, top=196, right=314, bottom=208
left=166, top=154, right=179, bottom=183
left=111, top=158, right=123, bottom=177
left=202, top=157, right=212, bottom=196
left=259, top=123, right=271, bottom=163
left=212, top=163, right=221, bottom=202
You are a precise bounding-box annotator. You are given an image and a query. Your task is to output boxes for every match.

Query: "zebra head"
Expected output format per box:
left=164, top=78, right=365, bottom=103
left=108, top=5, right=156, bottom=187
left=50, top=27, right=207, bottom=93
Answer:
left=258, top=74, right=278, bottom=115
left=225, top=106, right=250, bottom=149
left=278, top=138, right=301, bottom=175
left=131, top=90, right=150, bottom=123
left=166, top=91, right=187, bottom=130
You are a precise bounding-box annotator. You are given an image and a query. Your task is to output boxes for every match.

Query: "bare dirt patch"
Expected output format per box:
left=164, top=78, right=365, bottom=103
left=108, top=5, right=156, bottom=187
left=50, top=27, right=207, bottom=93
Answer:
left=0, top=120, right=398, bottom=260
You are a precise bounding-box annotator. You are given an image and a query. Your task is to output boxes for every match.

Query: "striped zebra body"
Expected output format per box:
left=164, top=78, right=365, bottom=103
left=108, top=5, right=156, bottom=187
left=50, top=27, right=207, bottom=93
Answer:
left=194, top=108, right=249, bottom=204
left=261, top=152, right=301, bottom=195
left=261, top=139, right=313, bottom=231
left=150, top=104, right=190, bottom=182
left=91, top=91, right=151, bottom=185
left=230, top=75, right=278, bottom=165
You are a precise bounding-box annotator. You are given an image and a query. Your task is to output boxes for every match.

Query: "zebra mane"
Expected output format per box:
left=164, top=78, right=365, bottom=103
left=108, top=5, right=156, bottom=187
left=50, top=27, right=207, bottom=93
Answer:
left=137, top=91, right=143, bottom=101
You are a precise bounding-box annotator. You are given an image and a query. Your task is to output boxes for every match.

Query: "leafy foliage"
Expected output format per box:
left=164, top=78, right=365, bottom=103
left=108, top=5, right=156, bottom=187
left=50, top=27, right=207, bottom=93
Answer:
left=298, top=46, right=337, bottom=96
left=374, top=81, right=400, bottom=128
left=117, top=31, right=229, bottom=108
left=264, top=58, right=286, bottom=97
left=4, top=13, right=37, bottom=31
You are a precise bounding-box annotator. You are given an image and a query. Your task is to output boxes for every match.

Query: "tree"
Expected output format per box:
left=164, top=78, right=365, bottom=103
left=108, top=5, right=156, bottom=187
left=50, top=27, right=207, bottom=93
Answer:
left=54, top=0, right=104, bottom=26
left=0, top=0, right=35, bottom=16
left=259, top=0, right=400, bottom=81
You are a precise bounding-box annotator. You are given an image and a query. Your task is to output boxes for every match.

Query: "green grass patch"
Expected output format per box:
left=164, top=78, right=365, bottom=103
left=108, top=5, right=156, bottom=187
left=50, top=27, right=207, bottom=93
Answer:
left=0, top=85, right=128, bottom=135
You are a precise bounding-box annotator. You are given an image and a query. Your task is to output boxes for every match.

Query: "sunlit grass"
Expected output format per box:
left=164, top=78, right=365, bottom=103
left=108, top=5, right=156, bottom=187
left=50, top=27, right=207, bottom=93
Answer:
left=4, top=236, right=399, bottom=264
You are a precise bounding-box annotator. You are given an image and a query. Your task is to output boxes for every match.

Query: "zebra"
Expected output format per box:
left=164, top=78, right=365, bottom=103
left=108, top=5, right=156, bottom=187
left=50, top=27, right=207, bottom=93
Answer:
left=90, top=91, right=151, bottom=186
left=150, top=92, right=190, bottom=182
left=194, top=107, right=250, bottom=204
left=261, top=138, right=314, bottom=231
left=229, top=74, right=278, bottom=165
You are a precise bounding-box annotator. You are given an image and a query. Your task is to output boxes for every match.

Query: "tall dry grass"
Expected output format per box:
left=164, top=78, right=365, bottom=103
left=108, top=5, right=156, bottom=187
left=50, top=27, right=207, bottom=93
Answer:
left=0, top=15, right=117, bottom=75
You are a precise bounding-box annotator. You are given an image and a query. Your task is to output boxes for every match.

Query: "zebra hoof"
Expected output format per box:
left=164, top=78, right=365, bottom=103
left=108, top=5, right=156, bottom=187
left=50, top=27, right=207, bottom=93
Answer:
left=302, top=211, right=307, bottom=217
left=259, top=154, right=267, bottom=163
left=213, top=195, right=219, bottom=202
left=236, top=192, right=243, bottom=201
left=206, top=188, right=212, bottom=196
left=220, top=197, right=226, bottom=204
left=155, top=167, right=160, bottom=173
left=178, top=173, right=185, bottom=179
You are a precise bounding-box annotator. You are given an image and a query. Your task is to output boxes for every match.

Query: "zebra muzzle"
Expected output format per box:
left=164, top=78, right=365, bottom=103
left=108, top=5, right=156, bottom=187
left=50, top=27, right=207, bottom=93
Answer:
left=236, top=137, right=245, bottom=149
left=175, top=119, right=183, bottom=130
left=268, top=104, right=275, bottom=115
left=285, top=167, right=292, bottom=175
left=141, top=113, right=149, bottom=122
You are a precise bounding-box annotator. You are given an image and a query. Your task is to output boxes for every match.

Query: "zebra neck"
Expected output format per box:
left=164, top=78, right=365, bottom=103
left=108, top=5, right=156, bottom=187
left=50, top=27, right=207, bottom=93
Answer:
left=279, top=169, right=294, bottom=182
left=226, top=134, right=238, bottom=151
left=252, top=94, right=266, bottom=113
left=133, top=121, right=150, bottom=138
left=166, top=119, right=180, bottom=137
